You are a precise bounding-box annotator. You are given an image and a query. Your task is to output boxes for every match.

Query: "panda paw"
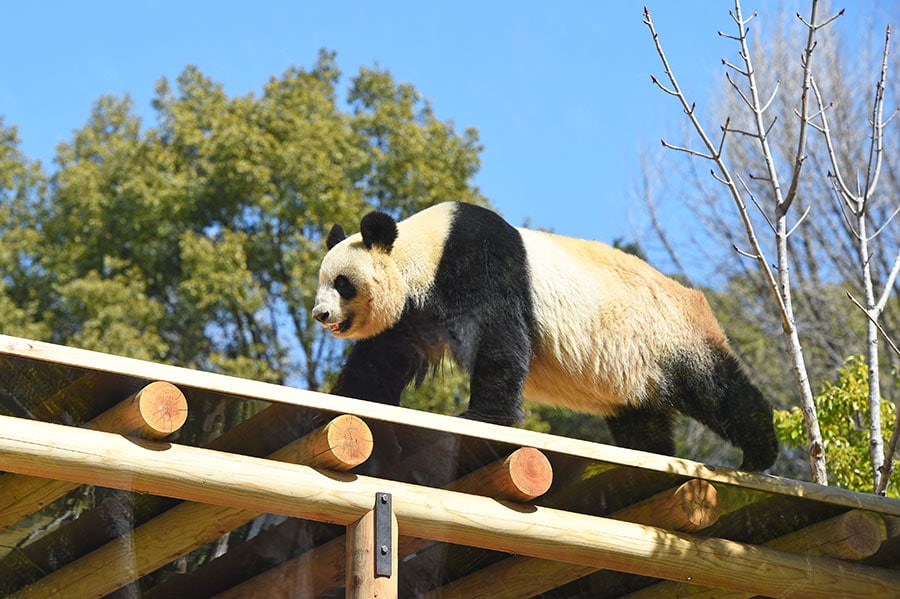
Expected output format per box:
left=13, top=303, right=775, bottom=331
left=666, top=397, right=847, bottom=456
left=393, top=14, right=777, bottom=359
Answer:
left=459, top=409, right=522, bottom=427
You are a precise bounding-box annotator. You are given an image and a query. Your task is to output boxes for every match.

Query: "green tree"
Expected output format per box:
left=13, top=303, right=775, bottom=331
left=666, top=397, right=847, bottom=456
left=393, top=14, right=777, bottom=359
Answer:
left=775, top=356, right=898, bottom=496
left=0, top=118, right=49, bottom=340
left=17, top=50, right=485, bottom=412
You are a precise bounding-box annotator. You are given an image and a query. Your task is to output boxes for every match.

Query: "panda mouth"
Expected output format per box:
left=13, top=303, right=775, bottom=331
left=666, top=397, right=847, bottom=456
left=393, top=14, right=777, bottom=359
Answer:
left=328, top=317, right=352, bottom=334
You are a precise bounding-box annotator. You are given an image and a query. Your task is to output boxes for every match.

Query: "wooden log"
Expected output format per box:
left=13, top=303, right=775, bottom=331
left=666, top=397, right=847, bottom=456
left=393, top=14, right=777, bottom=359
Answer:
left=447, top=446, right=553, bottom=502
left=214, top=446, right=554, bottom=598
left=770, top=508, right=886, bottom=560
left=2, top=414, right=371, bottom=599
left=422, top=479, right=720, bottom=599
left=614, top=478, right=720, bottom=532
left=273, top=413, right=373, bottom=471
left=2, top=417, right=899, bottom=599
left=87, top=381, right=187, bottom=438
left=0, top=381, right=188, bottom=531
left=346, top=497, right=398, bottom=599
left=4, top=334, right=900, bottom=520
left=625, top=508, right=889, bottom=599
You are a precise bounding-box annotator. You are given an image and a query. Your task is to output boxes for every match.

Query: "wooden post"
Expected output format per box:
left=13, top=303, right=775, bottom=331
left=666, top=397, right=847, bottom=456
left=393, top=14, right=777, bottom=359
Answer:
left=87, top=381, right=188, bottom=438
left=273, top=413, right=373, bottom=471
left=614, top=478, right=720, bottom=532
left=347, top=493, right=398, bottom=599
left=0, top=381, right=188, bottom=531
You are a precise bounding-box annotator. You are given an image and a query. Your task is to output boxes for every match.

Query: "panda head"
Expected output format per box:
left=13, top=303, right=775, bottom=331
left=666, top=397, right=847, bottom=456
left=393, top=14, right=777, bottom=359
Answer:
left=312, top=211, right=408, bottom=340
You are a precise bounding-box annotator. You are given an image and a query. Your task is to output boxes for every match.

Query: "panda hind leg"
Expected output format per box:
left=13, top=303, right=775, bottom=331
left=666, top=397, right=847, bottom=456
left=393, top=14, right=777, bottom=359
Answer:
left=667, top=346, right=778, bottom=472
left=605, top=406, right=676, bottom=457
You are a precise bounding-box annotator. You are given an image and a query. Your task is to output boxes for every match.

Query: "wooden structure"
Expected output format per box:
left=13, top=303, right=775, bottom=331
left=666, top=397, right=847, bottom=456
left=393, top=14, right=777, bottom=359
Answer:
left=0, top=333, right=899, bottom=598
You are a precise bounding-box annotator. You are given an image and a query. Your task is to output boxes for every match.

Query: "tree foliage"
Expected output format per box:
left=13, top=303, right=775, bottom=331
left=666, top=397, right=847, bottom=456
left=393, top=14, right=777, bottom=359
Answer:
left=775, top=356, right=898, bottom=496
left=1, top=51, right=486, bottom=409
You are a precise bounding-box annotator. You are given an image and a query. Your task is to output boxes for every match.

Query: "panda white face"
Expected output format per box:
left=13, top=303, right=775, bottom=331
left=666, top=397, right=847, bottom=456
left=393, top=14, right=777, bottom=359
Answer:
left=313, top=237, right=407, bottom=340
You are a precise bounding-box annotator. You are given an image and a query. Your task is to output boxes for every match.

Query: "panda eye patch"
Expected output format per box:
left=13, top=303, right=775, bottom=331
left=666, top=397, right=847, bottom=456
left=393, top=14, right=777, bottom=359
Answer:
left=334, top=274, right=357, bottom=299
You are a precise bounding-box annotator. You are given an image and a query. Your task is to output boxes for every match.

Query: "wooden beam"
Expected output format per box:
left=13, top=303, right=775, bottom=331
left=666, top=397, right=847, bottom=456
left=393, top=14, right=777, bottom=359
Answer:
left=4, top=334, right=900, bottom=519
left=215, top=446, right=554, bottom=598
left=2, top=414, right=371, bottom=598
left=89, top=380, right=188, bottom=438
left=446, top=446, right=552, bottom=501
left=627, top=508, right=889, bottom=598
left=422, top=479, right=721, bottom=598
left=1, top=417, right=898, bottom=599
left=0, top=381, right=187, bottom=531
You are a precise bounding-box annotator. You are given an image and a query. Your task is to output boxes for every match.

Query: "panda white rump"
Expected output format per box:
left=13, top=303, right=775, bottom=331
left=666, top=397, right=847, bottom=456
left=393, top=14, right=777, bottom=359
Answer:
left=519, top=228, right=718, bottom=415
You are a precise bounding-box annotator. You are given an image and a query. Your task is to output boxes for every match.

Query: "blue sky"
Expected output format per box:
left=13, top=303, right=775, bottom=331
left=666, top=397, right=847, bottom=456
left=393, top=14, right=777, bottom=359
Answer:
left=0, top=1, right=888, bottom=253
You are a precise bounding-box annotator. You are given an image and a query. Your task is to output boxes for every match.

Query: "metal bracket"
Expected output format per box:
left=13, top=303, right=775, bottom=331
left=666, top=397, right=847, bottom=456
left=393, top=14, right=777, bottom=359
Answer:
left=374, top=492, right=393, bottom=577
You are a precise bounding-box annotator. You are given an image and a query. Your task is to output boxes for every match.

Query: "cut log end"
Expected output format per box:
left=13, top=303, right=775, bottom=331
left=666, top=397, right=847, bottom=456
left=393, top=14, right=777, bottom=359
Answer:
left=678, top=479, right=721, bottom=531
left=506, top=447, right=554, bottom=501
left=322, top=414, right=375, bottom=470
left=137, top=381, right=189, bottom=436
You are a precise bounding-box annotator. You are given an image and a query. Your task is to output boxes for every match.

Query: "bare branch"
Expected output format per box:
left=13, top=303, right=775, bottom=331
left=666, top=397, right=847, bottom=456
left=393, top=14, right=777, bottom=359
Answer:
left=760, top=79, right=782, bottom=113
left=660, top=139, right=715, bottom=160
left=725, top=72, right=754, bottom=109
left=722, top=59, right=750, bottom=77
left=796, top=8, right=844, bottom=32
left=811, top=76, right=856, bottom=201
left=875, top=249, right=900, bottom=315
left=782, top=1, right=826, bottom=213
left=848, top=292, right=900, bottom=359
left=786, top=205, right=813, bottom=238
left=733, top=244, right=762, bottom=260
left=859, top=24, right=892, bottom=211
left=649, top=74, right=679, bottom=97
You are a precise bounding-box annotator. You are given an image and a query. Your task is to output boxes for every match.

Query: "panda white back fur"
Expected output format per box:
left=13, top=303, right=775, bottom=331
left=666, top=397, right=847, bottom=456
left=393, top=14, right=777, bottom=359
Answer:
left=314, top=202, right=778, bottom=470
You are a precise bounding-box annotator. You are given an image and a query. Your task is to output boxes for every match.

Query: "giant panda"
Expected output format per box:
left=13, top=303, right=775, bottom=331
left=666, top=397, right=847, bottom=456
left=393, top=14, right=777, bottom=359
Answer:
left=313, top=201, right=778, bottom=471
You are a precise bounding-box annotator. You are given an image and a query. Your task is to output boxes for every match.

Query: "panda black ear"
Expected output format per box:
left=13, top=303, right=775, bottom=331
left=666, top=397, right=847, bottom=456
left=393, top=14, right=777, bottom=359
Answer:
left=326, top=223, right=346, bottom=250
left=360, top=211, right=398, bottom=253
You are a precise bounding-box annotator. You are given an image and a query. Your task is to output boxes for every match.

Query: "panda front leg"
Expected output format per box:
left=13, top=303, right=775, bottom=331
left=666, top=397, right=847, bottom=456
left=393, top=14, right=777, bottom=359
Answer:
left=331, top=331, right=420, bottom=407
left=461, top=326, right=531, bottom=426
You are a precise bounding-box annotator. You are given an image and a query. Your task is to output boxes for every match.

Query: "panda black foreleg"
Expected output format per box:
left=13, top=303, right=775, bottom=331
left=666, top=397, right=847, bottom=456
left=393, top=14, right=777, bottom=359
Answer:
left=460, top=326, right=531, bottom=426
left=605, top=406, right=677, bottom=457
left=331, top=331, right=421, bottom=407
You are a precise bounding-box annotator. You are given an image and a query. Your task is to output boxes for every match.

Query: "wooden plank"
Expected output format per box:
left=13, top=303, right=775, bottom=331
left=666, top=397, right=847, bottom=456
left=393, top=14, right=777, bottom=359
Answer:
left=1, top=416, right=898, bottom=599
left=3, top=334, right=900, bottom=518
left=1, top=414, right=371, bottom=598
left=0, top=381, right=187, bottom=531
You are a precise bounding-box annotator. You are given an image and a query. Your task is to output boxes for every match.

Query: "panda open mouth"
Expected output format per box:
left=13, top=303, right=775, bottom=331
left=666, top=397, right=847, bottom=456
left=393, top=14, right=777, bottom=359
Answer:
left=329, top=317, right=352, bottom=334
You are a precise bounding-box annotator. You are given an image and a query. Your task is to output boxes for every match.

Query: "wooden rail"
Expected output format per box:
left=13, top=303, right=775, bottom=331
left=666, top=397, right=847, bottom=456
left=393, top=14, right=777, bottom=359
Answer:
left=3, top=334, right=898, bottom=518
left=1, top=415, right=899, bottom=599
left=0, top=381, right=187, bottom=531
left=3, top=414, right=372, bottom=598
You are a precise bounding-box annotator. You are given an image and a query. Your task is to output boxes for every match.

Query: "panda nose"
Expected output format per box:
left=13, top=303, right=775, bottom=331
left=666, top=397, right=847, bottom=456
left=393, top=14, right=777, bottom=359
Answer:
left=313, top=307, right=329, bottom=323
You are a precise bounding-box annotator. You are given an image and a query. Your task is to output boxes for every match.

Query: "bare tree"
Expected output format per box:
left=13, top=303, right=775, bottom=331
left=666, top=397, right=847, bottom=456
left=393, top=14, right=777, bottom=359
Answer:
left=643, top=1, right=838, bottom=483
left=810, top=23, right=900, bottom=494
left=642, top=1, right=900, bottom=490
